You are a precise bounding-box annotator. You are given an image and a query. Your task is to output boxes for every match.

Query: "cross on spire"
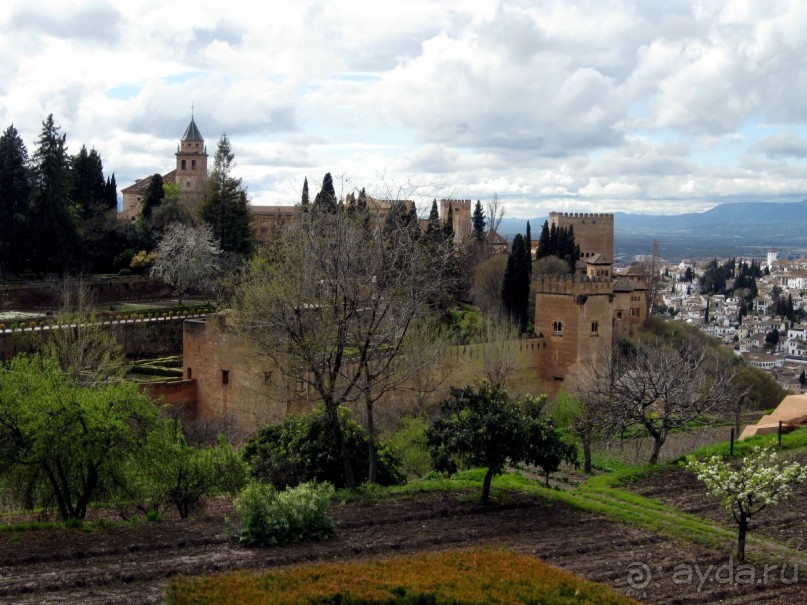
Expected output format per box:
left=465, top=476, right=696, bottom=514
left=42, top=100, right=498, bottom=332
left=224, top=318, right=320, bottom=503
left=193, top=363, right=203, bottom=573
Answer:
left=190, top=102, right=195, bottom=117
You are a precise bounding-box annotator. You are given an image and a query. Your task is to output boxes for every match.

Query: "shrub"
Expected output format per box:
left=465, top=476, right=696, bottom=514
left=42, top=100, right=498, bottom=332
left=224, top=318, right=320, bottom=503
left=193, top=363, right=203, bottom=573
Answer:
left=118, top=268, right=133, bottom=276
left=243, top=406, right=405, bottom=489
left=166, top=548, right=636, bottom=605
left=233, top=481, right=335, bottom=546
left=385, top=417, right=432, bottom=479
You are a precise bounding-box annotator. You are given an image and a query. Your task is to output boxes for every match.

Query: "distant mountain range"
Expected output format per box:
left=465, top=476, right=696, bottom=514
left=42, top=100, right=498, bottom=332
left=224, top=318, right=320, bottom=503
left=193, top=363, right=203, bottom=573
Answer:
left=496, top=200, right=807, bottom=262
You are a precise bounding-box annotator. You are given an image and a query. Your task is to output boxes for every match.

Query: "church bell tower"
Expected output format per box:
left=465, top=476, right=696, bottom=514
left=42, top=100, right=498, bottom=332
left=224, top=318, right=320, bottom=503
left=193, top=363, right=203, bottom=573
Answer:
left=175, top=114, right=209, bottom=216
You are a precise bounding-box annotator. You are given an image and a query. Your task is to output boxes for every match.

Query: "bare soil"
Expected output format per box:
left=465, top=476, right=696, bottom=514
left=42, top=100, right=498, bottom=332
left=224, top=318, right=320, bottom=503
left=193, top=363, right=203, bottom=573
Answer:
left=629, top=453, right=807, bottom=552
left=2, top=490, right=806, bottom=605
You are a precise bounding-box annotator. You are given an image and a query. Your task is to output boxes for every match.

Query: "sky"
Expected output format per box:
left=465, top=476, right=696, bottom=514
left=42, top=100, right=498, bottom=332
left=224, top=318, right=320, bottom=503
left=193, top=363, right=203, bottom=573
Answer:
left=3, top=0, right=807, bottom=219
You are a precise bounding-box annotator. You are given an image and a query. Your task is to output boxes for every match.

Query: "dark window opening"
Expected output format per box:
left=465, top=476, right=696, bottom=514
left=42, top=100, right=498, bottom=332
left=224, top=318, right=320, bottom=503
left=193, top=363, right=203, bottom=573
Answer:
left=222, top=369, right=230, bottom=385
left=187, top=367, right=192, bottom=380
left=181, top=159, right=186, bottom=170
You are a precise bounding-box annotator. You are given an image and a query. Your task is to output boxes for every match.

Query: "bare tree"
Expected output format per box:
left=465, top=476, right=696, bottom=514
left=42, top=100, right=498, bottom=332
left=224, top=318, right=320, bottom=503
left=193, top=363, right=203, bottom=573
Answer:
left=233, top=206, right=456, bottom=486
left=151, top=223, right=222, bottom=305
left=486, top=192, right=505, bottom=236
left=477, top=314, right=523, bottom=387
left=584, top=336, right=739, bottom=464
left=42, top=277, right=125, bottom=386
left=471, top=254, right=507, bottom=315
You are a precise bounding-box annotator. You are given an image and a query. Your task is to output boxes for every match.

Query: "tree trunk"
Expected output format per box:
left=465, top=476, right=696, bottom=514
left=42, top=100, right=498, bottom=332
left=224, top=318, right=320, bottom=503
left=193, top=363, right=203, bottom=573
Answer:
left=648, top=434, right=666, bottom=465
left=583, top=439, right=593, bottom=474
left=327, top=403, right=355, bottom=489
left=366, top=397, right=377, bottom=484
left=737, top=513, right=748, bottom=563
left=481, top=467, right=495, bottom=502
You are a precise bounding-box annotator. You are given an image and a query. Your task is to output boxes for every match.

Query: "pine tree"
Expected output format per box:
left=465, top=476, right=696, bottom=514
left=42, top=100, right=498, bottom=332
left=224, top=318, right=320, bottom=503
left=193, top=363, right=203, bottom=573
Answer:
left=70, top=145, right=106, bottom=219
left=301, top=177, right=309, bottom=210
left=426, top=199, right=441, bottom=237
left=502, top=234, right=530, bottom=332
left=30, top=114, right=80, bottom=273
left=472, top=199, right=486, bottom=242
left=201, top=134, right=254, bottom=256
left=0, top=124, right=31, bottom=274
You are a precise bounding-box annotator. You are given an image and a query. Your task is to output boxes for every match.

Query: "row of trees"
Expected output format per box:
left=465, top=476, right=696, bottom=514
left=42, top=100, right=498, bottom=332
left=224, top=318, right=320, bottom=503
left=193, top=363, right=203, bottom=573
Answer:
left=0, top=117, right=121, bottom=275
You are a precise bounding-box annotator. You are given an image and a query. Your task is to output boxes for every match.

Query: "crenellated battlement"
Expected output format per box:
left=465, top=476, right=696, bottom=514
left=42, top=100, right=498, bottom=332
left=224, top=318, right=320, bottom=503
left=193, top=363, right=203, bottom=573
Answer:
left=549, top=211, right=614, bottom=221
left=534, top=275, right=614, bottom=296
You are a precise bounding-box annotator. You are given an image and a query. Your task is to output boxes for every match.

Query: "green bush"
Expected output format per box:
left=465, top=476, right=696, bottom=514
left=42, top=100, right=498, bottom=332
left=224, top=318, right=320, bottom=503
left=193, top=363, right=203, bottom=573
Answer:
left=234, top=481, right=335, bottom=546
left=243, top=407, right=405, bottom=489
left=385, top=417, right=433, bottom=479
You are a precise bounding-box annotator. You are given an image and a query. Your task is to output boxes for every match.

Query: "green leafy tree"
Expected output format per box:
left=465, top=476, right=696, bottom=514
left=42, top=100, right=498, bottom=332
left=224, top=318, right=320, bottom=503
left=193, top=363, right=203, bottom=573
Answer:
left=427, top=381, right=575, bottom=501
left=502, top=234, right=530, bottom=332
left=684, top=447, right=807, bottom=562
left=125, top=427, right=248, bottom=519
left=30, top=114, right=80, bottom=273
left=0, top=355, right=162, bottom=520
left=242, top=407, right=404, bottom=489
left=0, top=124, right=31, bottom=274
left=201, top=134, right=253, bottom=256
left=151, top=182, right=191, bottom=232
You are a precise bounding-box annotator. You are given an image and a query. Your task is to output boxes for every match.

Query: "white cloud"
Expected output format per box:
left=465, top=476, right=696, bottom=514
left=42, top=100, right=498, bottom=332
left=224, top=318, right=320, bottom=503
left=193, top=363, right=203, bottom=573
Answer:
left=2, top=0, right=807, bottom=219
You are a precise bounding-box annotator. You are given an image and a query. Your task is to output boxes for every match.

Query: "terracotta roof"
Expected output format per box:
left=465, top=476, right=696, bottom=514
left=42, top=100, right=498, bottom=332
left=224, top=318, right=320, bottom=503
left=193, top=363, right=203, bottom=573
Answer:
left=121, top=170, right=176, bottom=194
left=586, top=253, right=611, bottom=265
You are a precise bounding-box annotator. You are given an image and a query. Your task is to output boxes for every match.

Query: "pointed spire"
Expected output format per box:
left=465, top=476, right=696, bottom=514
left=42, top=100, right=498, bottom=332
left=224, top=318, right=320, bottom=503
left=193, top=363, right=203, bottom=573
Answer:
left=181, top=116, right=204, bottom=142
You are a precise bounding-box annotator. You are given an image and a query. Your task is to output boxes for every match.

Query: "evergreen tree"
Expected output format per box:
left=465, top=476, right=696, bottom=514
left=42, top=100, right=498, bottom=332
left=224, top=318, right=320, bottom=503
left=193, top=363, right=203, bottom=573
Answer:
left=105, top=173, right=117, bottom=210
left=70, top=145, right=106, bottom=219
left=357, top=188, right=370, bottom=230
left=314, top=172, right=337, bottom=213
left=704, top=298, right=710, bottom=323
left=29, top=114, right=80, bottom=273
left=525, top=221, right=532, bottom=276
left=443, top=204, right=455, bottom=240
left=537, top=220, right=550, bottom=258
left=201, top=134, right=254, bottom=256
left=800, top=369, right=806, bottom=387
left=301, top=177, right=309, bottom=210
left=787, top=293, right=795, bottom=322
left=426, top=199, right=441, bottom=235
left=141, top=173, right=165, bottom=220
left=502, top=234, right=530, bottom=332
left=472, top=199, right=486, bottom=242
left=0, top=124, right=31, bottom=274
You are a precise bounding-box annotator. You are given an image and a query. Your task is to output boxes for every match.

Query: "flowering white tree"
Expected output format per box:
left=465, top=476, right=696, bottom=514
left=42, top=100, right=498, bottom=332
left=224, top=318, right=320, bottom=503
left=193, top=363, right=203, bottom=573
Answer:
left=683, top=447, right=807, bottom=562
left=150, top=223, right=221, bottom=305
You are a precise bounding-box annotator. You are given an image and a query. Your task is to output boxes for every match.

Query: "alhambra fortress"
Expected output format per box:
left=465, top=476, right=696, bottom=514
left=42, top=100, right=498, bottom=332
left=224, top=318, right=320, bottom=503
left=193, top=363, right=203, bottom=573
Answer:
left=121, top=119, right=650, bottom=431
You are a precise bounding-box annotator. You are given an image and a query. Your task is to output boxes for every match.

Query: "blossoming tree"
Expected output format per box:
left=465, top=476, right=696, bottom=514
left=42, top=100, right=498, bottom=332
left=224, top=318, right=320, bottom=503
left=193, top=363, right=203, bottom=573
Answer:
left=683, top=447, right=807, bottom=562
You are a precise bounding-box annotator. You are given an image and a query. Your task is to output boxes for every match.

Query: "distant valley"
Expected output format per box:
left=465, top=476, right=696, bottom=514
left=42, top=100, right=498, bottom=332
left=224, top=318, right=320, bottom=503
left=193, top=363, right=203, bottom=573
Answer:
left=497, top=200, right=807, bottom=262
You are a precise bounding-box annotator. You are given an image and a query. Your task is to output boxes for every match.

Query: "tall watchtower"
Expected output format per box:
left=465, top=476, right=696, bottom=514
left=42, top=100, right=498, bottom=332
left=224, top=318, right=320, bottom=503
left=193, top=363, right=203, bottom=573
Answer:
left=175, top=116, right=209, bottom=217
left=440, top=199, right=472, bottom=240
left=549, top=212, right=614, bottom=262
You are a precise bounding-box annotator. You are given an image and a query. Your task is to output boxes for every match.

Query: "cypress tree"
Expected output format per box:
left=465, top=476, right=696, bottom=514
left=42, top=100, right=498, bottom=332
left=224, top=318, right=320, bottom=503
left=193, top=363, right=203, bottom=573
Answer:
left=314, top=172, right=337, bottom=213
left=301, top=177, right=309, bottom=210
left=526, top=221, right=532, bottom=275
left=141, top=173, right=165, bottom=220
left=472, top=199, right=486, bottom=242
left=502, top=234, right=530, bottom=332
left=537, top=220, right=550, bottom=259
left=443, top=204, right=454, bottom=239
left=426, top=199, right=440, bottom=235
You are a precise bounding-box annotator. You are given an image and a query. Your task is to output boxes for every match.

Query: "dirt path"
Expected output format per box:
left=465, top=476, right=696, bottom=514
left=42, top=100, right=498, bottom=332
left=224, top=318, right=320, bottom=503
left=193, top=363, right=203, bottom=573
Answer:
left=2, top=491, right=806, bottom=605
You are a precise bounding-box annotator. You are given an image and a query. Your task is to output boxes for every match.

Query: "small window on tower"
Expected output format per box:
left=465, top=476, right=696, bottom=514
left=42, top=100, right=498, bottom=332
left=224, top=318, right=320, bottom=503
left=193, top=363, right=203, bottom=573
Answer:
left=181, top=159, right=186, bottom=170
left=591, top=321, right=599, bottom=334
left=221, top=370, right=230, bottom=385
left=192, top=159, right=196, bottom=170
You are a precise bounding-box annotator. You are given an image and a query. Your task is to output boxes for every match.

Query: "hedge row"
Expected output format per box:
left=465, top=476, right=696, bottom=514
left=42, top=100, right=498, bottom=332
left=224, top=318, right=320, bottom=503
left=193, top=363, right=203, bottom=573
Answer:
left=165, top=548, right=639, bottom=605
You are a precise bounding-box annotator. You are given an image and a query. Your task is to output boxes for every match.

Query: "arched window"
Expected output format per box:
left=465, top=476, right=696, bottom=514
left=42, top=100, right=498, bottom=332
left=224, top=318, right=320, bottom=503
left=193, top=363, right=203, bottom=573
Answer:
left=191, top=159, right=196, bottom=170
left=181, top=159, right=186, bottom=170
